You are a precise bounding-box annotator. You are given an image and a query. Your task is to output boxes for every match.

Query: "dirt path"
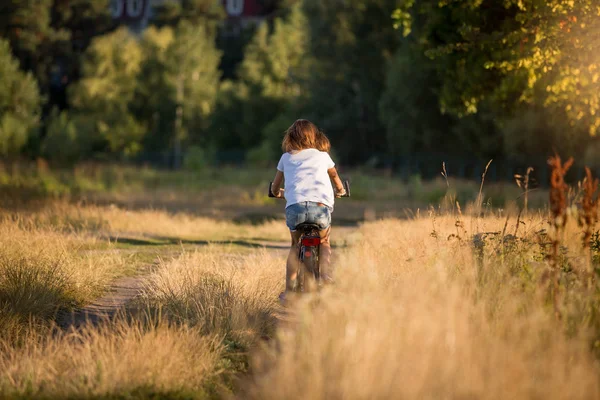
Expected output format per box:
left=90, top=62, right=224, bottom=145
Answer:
left=59, top=274, right=146, bottom=329
left=57, top=241, right=289, bottom=331
left=58, top=229, right=356, bottom=331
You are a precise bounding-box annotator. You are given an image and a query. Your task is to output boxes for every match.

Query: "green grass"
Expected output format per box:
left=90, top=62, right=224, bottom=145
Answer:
left=0, top=162, right=548, bottom=214
left=0, top=162, right=274, bottom=199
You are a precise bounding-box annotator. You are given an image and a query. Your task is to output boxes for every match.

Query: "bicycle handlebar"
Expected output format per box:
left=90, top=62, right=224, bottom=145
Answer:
left=268, top=182, right=282, bottom=198
left=342, top=180, right=351, bottom=197
left=268, top=180, right=351, bottom=198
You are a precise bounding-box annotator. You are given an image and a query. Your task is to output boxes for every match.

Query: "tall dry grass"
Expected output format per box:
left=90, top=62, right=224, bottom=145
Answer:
left=0, top=245, right=285, bottom=399
left=0, top=319, right=221, bottom=399
left=2, top=169, right=599, bottom=399
left=141, top=247, right=283, bottom=348
left=2, top=202, right=289, bottom=242
left=0, top=221, right=126, bottom=342
left=244, top=215, right=600, bottom=399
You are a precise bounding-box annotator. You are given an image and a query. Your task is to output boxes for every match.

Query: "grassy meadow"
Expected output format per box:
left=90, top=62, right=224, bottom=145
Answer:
left=1, top=162, right=600, bottom=399
left=0, top=161, right=547, bottom=221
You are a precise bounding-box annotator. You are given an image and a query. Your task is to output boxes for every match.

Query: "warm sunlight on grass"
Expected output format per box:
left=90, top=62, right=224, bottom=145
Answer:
left=1, top=188, right=600, bottom=399
left=4, top=202, right=290, bottom=243
left=0, top=320, right=222, bottom=398
left=0, top=221, right=126, bottom=342
left=141, top=247, right=283, bottom=348
left=244, top=215, right=600, bottom=399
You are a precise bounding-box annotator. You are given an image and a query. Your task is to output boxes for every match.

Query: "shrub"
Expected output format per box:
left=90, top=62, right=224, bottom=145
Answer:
left=183, top=146, right=214, bottom=171
left=0, top=39, right=41, bottom=157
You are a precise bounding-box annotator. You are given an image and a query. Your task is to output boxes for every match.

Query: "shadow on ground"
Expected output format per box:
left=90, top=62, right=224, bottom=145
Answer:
left=106, top=235, right=351, bottom=250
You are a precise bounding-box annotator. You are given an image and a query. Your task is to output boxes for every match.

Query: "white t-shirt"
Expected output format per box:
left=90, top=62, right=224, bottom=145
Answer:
left=277, top=149, right=336, bottom=209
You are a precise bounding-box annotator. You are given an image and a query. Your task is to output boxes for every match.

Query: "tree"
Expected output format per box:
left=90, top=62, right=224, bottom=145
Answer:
left=42, top=109, right=95, bottom=164
left=298, top=0, right=401, bottom=164
left=49, top=0, right=115, bottom=109
left=393, top=0, right=600, bottom=159
left=210, top=3, right=308, bottom=159
left=0, top=0, right=115, bottom=116
left=379, top=41, right=454, bottom=156
left=151, top=0, right=225, bottom=28
left=0, top=38, right=41, bottom=157
left=136, top=21, right=222, bottom=167
left=68, top=28, right=145, bottom=158
left=0, top=0, right=68, bottom=91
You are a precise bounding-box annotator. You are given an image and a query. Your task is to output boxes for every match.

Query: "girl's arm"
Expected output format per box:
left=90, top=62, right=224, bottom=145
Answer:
left=327, top=168, right=346, bottom=197
left=271, top=170, right=284, bottom=198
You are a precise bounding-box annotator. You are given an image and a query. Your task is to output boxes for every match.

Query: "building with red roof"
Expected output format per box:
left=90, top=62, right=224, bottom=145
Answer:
left=110, top=0, right=270, bottom=32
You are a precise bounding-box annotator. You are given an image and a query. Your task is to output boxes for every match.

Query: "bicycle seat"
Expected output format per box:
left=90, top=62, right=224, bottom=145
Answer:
left=295, top=223, right=321, bottom=232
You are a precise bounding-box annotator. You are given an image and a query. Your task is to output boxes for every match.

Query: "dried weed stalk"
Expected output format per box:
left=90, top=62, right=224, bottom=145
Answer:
left=475, top=160, right=493, bottom=216
left=514, top=167, right=534, bottom=214
left=579, top=167, right=599, bottom=250
left=548, top=155, right=573, bottom=255
left=441, top=162, right=449, bottom=188
left=547, top=154, right=573, bottom=319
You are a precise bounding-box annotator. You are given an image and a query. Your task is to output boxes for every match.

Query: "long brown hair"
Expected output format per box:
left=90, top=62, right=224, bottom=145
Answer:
left=282, top=119, right=319, bottom=153
left=316, top=130, right=331, bottom=153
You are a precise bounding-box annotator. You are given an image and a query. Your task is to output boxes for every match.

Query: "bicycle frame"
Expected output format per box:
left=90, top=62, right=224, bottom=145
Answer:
left=269, top=180, right=350, bottom=293
left=295, top=225, right=322, bottom=292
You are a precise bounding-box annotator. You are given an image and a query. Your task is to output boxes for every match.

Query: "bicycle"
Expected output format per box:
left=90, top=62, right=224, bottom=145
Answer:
left=269, top=180, right=351, bottom=293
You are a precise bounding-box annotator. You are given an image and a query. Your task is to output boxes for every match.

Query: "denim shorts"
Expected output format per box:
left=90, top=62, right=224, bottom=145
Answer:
left=285, top=201, right=332, bottom=231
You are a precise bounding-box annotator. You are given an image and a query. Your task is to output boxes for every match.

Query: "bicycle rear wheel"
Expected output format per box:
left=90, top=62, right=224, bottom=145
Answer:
left=301, top=245, right=320, bottom=292
left=296, top=262, right=305, bottom=293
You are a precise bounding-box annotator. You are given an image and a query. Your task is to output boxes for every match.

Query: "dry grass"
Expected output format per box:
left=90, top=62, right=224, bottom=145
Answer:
left=0, top=233, right=286, bottom=399
left=244, top=215, right=600, bottom=400
left=141, top=247, right=283, bottom=347
left=2, top=176, right=600, bottom=399
left=0, top=221, right=126, bottom=342
left=2, top=202, right=289, bottom=243
left=0, top=199, right=288, bottom=397
left=97, top=206, right=287, bottom=242
left=0, top=319, right=221, bottom=399
left=0, top=244, right=285, bottom=399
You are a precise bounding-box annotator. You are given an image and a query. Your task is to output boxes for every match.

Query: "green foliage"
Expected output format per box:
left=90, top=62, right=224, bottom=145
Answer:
left=4, top=0, right=598, bottom=165
left=394, top=0, right=600, bottom=159
left=502, top=106, right=583, bottom=162
left=166, top=21, right=221, bottom=137
left=300, top=0, right=400, bottom=162
left=151, top=0, right=225, bottom=29
left=239, top=6, right=307, bottom=101
left=0, top=115, right=31, bottom=158
left=50, top=0, right=115, bottom=82
left=183, top=145, right=214, bottom=171
left=379, top=41, right=453, bottom=155
left=0, top=0, right=69, bottom=90
left=0, top=38, right=41, bottom=157
left=136, top=21, right=222, bottom=157
left=209, top=81, right=249, bottom=150
left=247, top=141, right=276, bottom=167
left=68, top=28, right=145, bottom=158
left=42, top=110, right=86, bottom=164
left=210, top=4, right=308, bottom=156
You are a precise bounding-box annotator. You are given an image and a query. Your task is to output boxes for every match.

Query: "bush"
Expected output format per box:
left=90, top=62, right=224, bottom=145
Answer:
left=246, top=141, right=275, bottom=167
left=183, top=146, right=214, bottom=171
left=0, top=39, right=41, bottom=157
left=0, top=114, right=32, bottom=157
left=42, top=110, right=92, bottom=164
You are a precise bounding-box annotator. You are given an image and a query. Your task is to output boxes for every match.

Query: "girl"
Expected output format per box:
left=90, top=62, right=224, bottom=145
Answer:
left=270, top=119, right=346, bottom=300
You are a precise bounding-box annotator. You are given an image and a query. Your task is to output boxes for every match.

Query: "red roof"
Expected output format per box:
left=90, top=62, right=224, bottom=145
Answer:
left=222, top=0, right=264, bottom=18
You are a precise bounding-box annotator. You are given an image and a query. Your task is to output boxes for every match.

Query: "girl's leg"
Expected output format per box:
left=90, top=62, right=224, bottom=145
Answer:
left=319, top=227, right=333, bottom=283
left=286, top=230, right=302, bottom=291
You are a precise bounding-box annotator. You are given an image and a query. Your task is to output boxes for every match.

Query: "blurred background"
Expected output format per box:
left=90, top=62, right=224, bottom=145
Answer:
left=1, top=0, right=599, bottom=209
